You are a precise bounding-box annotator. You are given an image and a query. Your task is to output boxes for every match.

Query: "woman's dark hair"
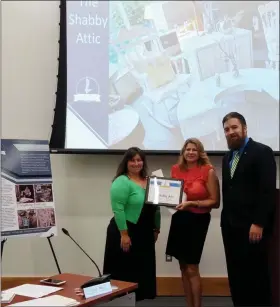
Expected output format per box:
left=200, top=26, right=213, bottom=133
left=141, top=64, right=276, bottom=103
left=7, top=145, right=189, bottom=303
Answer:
left=113, top=147, right=148, bottom=181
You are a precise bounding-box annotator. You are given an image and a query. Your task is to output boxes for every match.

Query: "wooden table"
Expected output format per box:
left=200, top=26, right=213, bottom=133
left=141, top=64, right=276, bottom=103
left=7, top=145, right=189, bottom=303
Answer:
left=1, top=273, right=138, bottom=307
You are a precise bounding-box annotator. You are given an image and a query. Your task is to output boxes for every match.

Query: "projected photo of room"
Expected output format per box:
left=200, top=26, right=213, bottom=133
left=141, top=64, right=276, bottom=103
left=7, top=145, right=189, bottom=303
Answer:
left=66, top=1, right=279, bottom=152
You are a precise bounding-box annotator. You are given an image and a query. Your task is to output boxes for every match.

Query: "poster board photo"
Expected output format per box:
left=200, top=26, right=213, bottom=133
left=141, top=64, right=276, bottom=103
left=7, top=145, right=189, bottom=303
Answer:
left=1, top=139, right=57, bottom=238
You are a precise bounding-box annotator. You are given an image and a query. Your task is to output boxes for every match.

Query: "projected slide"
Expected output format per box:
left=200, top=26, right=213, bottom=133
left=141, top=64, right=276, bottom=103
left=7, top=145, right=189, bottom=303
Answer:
left=66, top=1, right=279, bottom=151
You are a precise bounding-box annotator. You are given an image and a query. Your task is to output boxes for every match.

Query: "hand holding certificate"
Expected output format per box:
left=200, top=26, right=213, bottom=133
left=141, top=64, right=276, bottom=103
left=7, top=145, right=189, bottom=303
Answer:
left=145, top=176, right=184, bottom=207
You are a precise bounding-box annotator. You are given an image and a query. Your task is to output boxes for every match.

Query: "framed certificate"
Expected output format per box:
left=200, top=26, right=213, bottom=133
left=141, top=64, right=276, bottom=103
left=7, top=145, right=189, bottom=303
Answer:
left=145, top=176, right=184, bottom=207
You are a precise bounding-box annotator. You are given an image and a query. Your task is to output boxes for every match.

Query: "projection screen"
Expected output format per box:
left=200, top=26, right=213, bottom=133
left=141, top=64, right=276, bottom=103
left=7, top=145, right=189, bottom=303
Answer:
left=65, top=1, right=279, bottom=152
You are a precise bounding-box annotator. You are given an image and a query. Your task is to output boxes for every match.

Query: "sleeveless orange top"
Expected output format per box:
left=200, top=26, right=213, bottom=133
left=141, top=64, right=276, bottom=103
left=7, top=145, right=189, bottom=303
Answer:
left=171, top=164, right=213, bottom=214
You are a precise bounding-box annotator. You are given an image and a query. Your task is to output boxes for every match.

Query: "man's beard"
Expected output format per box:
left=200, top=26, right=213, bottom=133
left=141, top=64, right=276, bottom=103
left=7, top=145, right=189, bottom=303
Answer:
left=227, top=135, right=245, bottom=150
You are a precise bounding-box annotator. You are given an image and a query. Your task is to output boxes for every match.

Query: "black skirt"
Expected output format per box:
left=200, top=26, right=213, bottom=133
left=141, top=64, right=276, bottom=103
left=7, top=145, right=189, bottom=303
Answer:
left=166, top=210, right=210, bottom=265
left=103, top=204, right=157, bottom=301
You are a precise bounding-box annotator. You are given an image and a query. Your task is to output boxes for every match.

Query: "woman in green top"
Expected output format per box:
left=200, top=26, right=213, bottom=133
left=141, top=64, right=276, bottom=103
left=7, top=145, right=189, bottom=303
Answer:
left=103, top=147, right=161, bottom=301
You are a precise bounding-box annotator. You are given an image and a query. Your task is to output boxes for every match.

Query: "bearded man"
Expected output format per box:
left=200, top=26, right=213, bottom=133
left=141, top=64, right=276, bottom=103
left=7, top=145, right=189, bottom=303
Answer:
left=221, top=112, right=276, bottom=307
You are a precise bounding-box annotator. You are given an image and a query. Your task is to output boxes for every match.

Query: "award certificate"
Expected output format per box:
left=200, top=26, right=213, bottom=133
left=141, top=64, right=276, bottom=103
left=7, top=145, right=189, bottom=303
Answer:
left=145, top=176, right=184, bottom=207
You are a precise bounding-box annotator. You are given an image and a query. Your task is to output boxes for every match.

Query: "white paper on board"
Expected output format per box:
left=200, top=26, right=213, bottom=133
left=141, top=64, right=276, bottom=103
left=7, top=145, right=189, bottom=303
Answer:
left=151, top=169, right=164, bottom=177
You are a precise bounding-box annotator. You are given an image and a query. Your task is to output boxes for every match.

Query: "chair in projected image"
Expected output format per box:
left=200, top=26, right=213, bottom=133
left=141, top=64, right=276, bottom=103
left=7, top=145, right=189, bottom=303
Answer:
left=123, top=30, right=190, bottom=87
left=215, top=87, right=279, bottom=150
left=123, top=26, right=190, bottom=80
left=244, top=91, right=279, bottom=149
left=179, top=27, right=253, bottom=82
left=110, top=69, right=144, bottom=107
left=214, top=87, right=258, bottom=145
left=179, top=107, right=221, bottom=151
left=108, top=105, right=145, bottom=150
left=109, top=61, right=144, bottom=112
left=108, top=71, right=145, bottom=148
left=158, top=30, right=191, bottom=79
left=114, top=31, right=192, bottom=129
left=258, top=1, right=279, bottom=70
left=144, top=1, right=199, bottom=33
left=109, top=71, right=123, bottom=113
left=122, top=42, right=158, bottom=93
left=138, top=55, right=191, bottom=128
left=124, top=39, right=160, bottom=65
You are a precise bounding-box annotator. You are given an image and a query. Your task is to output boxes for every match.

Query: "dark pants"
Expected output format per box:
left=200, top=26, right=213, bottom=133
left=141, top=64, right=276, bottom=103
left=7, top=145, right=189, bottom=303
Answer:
left=222, top=225, right=272, bottom=307
left=103, top=205, right=157, bottom=301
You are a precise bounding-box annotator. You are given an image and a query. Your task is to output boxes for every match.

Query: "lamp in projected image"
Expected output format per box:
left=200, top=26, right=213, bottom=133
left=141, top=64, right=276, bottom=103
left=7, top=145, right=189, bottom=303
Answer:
left=218, top=38, right=239, bottom=78
left=191, top=1, right=200, bottom=36
left=144, top=5, right=155, bottom=30
left=216, top=14, right=235, bottom=35
left=201, top=1, right=216, bottom=33
left=258, top=1, right=279, bottom=71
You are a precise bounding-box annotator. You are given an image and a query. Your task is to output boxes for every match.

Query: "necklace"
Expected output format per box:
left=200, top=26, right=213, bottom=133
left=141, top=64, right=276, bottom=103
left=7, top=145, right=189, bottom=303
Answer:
left=127, top=175, right=146, bottom=189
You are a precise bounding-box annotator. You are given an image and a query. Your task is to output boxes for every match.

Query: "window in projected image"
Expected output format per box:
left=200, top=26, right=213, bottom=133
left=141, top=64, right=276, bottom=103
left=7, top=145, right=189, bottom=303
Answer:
left=66, top=1, right=279, bottom=151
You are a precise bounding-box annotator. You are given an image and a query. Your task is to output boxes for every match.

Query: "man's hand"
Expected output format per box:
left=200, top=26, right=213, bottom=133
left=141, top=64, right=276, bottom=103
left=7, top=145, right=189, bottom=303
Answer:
left=249, top=224, right=263, bottom=243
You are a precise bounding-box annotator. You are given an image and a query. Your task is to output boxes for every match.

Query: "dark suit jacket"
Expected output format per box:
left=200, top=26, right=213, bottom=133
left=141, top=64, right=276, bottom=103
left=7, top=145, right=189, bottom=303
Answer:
left=221, top=138, right=277, bottom=232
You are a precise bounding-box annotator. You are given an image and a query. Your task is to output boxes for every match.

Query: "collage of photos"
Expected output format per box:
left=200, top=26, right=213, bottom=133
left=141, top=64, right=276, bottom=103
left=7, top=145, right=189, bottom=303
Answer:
left=16, top=184, right=56, bottom=230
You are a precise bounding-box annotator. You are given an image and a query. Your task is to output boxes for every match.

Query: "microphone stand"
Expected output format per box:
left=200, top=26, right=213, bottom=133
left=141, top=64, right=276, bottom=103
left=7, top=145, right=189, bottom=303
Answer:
left=47, top=234, right=61, bottom=274
left=1, top=236, right=61, bottom=273
left=1, top=238, right=7, bottom=259
left=61, top=228, right=110, bottom=288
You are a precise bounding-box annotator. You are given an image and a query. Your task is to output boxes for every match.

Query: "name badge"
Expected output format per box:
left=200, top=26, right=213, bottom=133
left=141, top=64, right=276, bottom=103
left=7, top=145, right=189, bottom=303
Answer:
left=83, top=282, right=112, bottom=299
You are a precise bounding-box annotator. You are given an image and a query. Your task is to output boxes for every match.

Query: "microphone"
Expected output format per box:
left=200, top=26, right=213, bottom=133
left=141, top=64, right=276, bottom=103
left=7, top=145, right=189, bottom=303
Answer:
left=61, top=228, right=110, bottom=288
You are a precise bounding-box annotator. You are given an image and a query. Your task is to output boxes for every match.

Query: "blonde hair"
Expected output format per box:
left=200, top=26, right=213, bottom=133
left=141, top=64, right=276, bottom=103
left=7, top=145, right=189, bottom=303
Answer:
left=178, top=138, right=211, bottom=170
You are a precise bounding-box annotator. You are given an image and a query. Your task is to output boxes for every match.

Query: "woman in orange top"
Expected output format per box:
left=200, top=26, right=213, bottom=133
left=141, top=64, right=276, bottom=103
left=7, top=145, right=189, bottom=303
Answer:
left=166, top=138, right=220, bottom=307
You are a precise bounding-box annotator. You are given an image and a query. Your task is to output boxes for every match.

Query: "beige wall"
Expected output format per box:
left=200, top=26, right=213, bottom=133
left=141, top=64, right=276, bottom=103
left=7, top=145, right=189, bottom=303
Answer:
left=2, top=1, right=279, bottom=279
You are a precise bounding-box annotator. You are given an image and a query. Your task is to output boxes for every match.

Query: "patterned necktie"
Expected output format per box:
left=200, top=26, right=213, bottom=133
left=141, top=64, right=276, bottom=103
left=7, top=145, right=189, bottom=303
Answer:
left=230, top=151, right=240, bottom=178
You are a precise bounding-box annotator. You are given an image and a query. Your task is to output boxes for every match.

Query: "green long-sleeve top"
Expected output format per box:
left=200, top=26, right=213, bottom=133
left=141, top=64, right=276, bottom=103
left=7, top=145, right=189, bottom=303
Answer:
left=110, top=175, right=161, bottom=231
